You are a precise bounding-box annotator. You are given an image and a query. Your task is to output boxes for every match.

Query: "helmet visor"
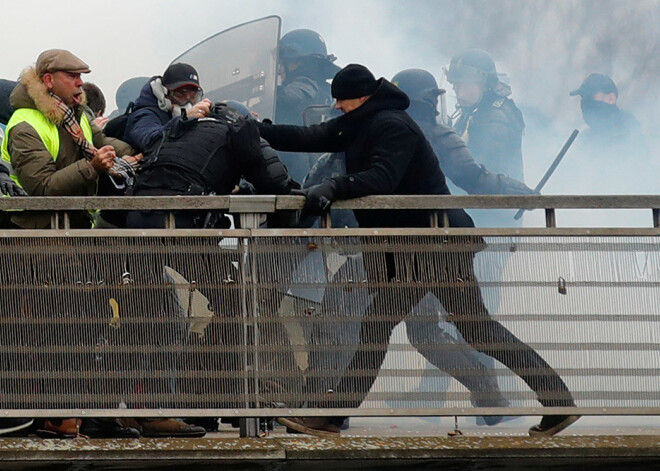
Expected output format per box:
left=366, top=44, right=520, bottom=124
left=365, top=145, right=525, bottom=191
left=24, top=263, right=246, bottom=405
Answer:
left=444, top=64, right=487, bottom=85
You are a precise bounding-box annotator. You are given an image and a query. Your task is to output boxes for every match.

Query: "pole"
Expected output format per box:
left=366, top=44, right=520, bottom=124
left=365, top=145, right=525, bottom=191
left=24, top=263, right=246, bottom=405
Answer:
left=514, top=129, right=579, bottom=220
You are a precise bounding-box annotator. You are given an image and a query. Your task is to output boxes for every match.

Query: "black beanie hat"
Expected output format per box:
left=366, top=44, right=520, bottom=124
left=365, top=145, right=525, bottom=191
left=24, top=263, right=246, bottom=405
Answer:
left=331, top=64, right=379, bottom=100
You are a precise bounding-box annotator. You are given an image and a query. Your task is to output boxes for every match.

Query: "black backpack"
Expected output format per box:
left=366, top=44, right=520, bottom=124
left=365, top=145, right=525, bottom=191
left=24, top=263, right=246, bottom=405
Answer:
left=104, top=102, right=135, bottom=139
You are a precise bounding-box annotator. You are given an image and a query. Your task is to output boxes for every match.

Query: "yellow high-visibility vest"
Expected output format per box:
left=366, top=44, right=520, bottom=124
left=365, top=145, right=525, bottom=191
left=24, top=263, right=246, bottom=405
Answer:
left=1, top=108, right=94, bottom=187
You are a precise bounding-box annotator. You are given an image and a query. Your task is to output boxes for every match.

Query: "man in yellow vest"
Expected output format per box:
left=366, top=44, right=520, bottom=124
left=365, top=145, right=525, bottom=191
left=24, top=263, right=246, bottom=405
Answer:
left=1, top=49, right=134, bottom=229
left=0, top=49, right=208, bottom=440
left=0, top=49, right=145, bottom=439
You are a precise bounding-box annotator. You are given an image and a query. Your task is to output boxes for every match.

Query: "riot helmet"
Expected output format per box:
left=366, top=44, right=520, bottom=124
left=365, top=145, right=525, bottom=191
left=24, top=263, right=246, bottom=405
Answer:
left=279, top=29, right=340, bottom=83
left=222, top=100, right=255, bottom=120
left=279, top=29, right=335, bottom=62
left=392, top=69, right=442, bottom=109
left=445, top=49, right=498, bottom=89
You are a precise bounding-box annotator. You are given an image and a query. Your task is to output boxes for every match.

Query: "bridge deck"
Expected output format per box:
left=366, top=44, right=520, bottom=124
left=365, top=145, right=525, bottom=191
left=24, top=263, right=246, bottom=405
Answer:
left=0, top=418, right=657, bottom=468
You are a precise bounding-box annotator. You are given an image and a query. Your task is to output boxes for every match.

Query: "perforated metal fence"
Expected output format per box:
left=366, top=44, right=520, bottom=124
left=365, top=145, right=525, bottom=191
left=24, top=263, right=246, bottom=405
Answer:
left=0, top=227, right=657, bottom=418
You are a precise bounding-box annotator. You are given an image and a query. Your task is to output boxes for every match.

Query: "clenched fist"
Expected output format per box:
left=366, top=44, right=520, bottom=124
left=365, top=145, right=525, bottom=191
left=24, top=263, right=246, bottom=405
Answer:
left=90, top=145, right=116, bottom=172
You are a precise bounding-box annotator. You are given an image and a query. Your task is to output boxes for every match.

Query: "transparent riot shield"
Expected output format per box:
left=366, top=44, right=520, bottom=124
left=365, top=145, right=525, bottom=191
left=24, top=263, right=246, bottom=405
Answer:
left=171, top=15, right=280, bottom=121
left=302, top=104, right=340, bottom=126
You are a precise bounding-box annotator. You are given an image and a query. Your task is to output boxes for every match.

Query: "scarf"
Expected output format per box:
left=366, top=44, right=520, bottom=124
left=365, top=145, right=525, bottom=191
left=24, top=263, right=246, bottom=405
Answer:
left=51, top=93, right=139, bottom=187
left=51, top=92, right=97, bottom=160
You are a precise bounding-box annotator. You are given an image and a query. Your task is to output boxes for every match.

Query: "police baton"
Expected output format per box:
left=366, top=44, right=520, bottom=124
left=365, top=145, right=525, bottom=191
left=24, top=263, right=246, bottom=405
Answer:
left=514, top=129, right=579, bottom=220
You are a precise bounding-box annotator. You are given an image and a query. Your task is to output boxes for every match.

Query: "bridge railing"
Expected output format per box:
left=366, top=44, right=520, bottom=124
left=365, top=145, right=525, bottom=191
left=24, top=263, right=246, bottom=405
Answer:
left=1, top=194, right=659, bottom=230
left=0, top=195, right=658, bottom=436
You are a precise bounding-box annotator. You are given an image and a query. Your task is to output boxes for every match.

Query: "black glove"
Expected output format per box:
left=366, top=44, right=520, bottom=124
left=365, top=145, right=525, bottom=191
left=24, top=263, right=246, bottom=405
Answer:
left=234, top=179, right=256, bottom=195
left=290, top=178, right=338, bottom=216
left=0, top=171, right=27, bottom=196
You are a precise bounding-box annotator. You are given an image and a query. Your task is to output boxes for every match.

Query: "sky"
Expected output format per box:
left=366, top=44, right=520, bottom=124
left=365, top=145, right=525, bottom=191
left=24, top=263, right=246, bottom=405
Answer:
left=1, top=0, right=658, bottom=227
left=0, top=0, right=439, bottom=110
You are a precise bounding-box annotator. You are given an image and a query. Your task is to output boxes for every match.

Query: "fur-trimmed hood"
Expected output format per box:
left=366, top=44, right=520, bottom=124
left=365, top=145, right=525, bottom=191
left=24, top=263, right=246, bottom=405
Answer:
left=9, top=66, right=86, bottom=125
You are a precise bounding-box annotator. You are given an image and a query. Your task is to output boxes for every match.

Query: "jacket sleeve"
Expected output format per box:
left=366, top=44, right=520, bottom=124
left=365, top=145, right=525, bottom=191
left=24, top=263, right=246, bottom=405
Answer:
left=242, top=138, right=300, bottom=194
left=332, top=119, right=417, bottom=199
left=467, top=107, right=523, bottom=179
left=432, top=125, right=533, bottom=195
left=275, top=77, right=319, bottom=124
left=8, top=122, right=97, bottom=196
left=0, top=79, right=17, bottom=125
left=91, top=122, right=135, bottom=156
left=123, top=108, right=167, bottom=152
left=258, top=119, right=344, bottom=153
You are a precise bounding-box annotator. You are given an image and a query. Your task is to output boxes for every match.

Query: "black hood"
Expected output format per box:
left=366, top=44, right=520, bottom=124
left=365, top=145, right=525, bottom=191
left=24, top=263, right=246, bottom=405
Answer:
left=338, top=78, right=410, bottom=125
left=133, top=76, right=160, bottom=110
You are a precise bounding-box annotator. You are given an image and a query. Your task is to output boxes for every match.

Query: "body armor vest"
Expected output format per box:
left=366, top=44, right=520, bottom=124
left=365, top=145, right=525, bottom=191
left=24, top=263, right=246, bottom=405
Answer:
left=136, top=105, right=252, bottom=195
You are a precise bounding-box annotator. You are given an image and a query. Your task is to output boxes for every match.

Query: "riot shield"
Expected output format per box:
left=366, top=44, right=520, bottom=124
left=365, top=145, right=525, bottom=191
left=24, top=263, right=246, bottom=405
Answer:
left=302, top=104, right=340, bottom=126
left=171, top=16, right=280, bottom=121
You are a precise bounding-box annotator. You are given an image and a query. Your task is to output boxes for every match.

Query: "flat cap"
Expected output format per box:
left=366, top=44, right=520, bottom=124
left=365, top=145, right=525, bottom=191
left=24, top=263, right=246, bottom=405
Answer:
left=36, top=49, right=91, bottom=76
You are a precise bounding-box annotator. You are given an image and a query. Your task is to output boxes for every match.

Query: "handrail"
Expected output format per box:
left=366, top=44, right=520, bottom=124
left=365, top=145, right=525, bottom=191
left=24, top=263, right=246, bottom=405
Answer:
left=0, top=194, right=658, bottom=211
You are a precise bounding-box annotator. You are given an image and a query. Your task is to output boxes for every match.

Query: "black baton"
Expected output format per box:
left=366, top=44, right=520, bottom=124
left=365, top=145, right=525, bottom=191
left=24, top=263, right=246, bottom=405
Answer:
left=514, top=129, right=579, bottom=220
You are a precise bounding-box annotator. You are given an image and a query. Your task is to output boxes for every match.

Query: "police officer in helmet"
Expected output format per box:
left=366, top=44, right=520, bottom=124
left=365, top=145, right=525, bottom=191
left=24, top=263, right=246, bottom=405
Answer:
left=446, top=49, right=525, bottom=181
left=392, top=68, right=533, bottom=197
left=275, top=29, right=341, bottom=182
left=126, top=102, right=298, bottom=229
left=444, top=49, right=527, bottom=227
left=277, top=29, right=340, bottom=125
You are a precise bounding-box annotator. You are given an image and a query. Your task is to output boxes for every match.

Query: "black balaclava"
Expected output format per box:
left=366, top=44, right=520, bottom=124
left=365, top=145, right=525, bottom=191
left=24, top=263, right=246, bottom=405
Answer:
left=581, top=97, right=618, bottom=130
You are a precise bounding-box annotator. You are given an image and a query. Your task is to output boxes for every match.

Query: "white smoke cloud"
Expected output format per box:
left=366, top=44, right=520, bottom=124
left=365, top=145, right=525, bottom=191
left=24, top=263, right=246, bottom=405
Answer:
left=1, top=0, right=657, bottom=227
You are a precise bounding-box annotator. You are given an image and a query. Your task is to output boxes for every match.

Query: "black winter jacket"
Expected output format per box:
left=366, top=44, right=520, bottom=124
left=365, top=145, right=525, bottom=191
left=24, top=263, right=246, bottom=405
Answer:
left=123, top=77, right=173, bottom=152
left=259, top=78, right=474, bottom=228
left=0, top=79, right=17, bottom=125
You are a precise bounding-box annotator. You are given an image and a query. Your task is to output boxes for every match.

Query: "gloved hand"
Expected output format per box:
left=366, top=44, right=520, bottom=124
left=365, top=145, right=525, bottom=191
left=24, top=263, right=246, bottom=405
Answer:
left=290, top=178, right=338, bottom=216
left=503, top=177, right=538, bottom=195
left=231, top=179, right=256, bottom=195
left=0, top=171, right=27, bottom=196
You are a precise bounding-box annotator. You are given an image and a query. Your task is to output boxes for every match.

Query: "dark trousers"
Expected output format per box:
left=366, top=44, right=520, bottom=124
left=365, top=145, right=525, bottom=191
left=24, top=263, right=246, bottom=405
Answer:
left=0, top=238, right=121, bottom=410
left=309, top=237, right=574, bottom=410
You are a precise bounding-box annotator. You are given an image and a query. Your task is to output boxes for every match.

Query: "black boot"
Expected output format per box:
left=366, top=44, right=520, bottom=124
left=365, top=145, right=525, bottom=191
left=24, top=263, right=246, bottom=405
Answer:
left=80, top=418, right=140, bottom=438
left=185, top=417, right=219, bottom=432
left=529, top=415, right=580, bottom=437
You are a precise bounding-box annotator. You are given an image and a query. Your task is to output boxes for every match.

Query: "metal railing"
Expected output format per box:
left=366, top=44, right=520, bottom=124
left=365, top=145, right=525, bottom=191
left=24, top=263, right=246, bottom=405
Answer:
left=0, top=194, right=659, bottom=229
left=0, top=195, right=658, bottom=436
